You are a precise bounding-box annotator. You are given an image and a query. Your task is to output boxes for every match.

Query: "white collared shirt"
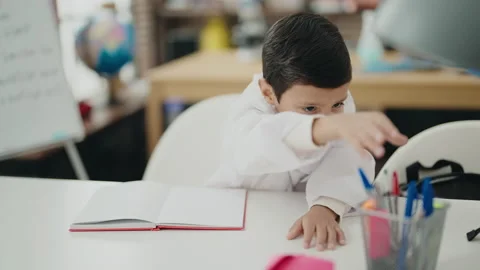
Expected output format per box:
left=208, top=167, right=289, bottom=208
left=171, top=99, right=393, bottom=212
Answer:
left=206, top=74, right=375, bottom=217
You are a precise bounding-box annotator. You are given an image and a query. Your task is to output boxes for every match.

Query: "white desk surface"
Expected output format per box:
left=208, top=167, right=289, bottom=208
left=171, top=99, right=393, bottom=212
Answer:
left=1, top=176, right=480, bottom=270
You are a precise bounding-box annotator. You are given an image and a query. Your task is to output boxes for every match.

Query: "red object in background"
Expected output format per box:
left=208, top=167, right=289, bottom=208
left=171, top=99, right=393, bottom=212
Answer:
left=79, top=101, right=92, bottom=120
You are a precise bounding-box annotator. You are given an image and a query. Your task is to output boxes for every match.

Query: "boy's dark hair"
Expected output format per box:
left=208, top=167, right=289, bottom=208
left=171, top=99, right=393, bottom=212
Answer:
left=262, top=13, right=352, bottom=100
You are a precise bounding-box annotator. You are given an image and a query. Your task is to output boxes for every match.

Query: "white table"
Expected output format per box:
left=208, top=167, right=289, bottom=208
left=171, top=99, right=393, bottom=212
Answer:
left=1, top=176, right=480, bottom=270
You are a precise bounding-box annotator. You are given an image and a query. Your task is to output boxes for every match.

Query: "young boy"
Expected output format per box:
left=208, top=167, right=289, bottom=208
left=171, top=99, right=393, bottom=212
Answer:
left=207, top=13, right=407, bottom=251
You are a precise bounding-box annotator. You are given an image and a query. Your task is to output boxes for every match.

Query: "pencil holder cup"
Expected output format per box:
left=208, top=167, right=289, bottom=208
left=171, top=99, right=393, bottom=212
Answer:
left=359, top=198, right=450, bottom=270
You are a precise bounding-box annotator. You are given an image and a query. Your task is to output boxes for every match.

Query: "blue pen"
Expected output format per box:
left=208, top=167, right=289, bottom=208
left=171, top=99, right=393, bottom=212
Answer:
left=358, top=168, right=384, bottom=208
left=419, top=178, right=436, bottom=270
left=359, top=168, right=374, bottom=194
left=422, top=178, right=434, bottom=217
left=398, top=182, right=418, bottom=270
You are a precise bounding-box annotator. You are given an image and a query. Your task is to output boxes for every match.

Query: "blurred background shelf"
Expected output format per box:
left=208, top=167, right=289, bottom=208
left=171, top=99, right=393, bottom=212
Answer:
left=131, top=0, right=363, bottom=71
left=156, top=7, right=312, bottom=19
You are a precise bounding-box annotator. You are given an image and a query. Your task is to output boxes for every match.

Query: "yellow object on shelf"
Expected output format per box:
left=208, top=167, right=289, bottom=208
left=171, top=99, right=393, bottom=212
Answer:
left=199, top=16, right=230, bottom=51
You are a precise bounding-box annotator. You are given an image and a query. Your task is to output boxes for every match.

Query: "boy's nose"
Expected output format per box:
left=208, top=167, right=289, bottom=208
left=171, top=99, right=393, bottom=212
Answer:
left=321, top=107, right=343, bottom=116
left=321, top=109, right=333, bottom=115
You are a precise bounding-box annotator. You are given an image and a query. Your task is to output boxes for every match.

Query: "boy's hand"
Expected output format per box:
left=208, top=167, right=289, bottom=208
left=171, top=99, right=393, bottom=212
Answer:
left=287, top=205, right=346, bottom=251
left=312, top=112, right=408, bottom=158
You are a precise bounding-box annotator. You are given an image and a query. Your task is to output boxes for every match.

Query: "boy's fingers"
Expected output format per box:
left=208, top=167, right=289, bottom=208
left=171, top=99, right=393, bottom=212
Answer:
left=389, top=132, right=408, bottom=146
left=371, top=113, right=398, bottom=134
left=326, top=225, right=337, bottom=250
left=372, top=112, right=397, bottom=132
left=382, top=124, right=408, bottom=145
left=372, top=114, right=408, bottom=146
left=287, top=218, right=303, bottom=240
left=303, top=221, right=315, bottom=249
left=315, top=225, right=327, bottom=251
left=336, top=226, right=346, bottom=245
left=359, top=129, right=384, bottom=158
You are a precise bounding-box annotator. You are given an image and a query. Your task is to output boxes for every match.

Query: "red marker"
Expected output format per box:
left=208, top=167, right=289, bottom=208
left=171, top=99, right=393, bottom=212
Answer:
left=392, top=171, right=400, bottom=196
left=391, top=171, right=400, bottom=243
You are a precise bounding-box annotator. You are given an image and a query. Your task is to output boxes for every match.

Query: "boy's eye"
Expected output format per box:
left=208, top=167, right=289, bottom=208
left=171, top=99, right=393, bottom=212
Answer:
left=303, top=106, right=317, bottom=113
left=332, top=102, right=344, bottom=108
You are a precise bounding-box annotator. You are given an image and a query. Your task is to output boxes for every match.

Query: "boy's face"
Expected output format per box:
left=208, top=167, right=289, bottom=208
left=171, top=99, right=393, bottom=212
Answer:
left=259, top=79, right=350, bottom=115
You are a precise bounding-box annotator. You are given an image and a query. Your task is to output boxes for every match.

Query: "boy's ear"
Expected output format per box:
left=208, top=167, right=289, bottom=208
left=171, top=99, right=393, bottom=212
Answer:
left=258, top=78, right=278, bottom=106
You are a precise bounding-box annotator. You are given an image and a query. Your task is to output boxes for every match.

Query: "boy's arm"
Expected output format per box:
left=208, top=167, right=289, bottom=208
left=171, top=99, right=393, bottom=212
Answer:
left=305, top=142, right=376, bottom=218
left=231, top=111, right=329, bottom=175
left=229, top=90, right=357, bottom=176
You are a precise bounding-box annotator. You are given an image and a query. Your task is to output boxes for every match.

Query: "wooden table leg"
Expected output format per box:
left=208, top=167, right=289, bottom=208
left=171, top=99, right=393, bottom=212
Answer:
left=146, top=87, right=163, bottom=156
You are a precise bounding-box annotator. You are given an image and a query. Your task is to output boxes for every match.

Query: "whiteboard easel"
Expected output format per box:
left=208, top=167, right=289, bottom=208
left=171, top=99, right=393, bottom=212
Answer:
left=64, top=141, right=89, bottom=180
left=0, top=0, right=89, bottom=180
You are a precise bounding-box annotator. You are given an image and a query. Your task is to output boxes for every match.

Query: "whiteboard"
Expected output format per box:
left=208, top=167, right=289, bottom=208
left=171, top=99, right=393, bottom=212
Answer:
left=0, top=0, right=84, bottom=157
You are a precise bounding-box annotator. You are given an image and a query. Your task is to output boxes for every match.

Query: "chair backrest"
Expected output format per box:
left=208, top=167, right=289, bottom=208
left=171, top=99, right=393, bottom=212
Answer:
left=375, top=120, right=480, bottom=190
left=142, top=94, right=239, bottom=186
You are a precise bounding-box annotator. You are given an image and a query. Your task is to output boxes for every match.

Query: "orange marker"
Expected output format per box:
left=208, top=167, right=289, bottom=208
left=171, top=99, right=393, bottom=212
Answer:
left=362, top=198, right=377, bottom=210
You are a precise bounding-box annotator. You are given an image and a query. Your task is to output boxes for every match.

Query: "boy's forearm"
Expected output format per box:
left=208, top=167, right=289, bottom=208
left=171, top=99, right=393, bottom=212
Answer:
left=311, top=117, right=338, bottom=146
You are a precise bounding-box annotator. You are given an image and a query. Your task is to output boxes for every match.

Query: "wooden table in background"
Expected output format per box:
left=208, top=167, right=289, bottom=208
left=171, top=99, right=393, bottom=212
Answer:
left=147, top=50, right=480, bottom=155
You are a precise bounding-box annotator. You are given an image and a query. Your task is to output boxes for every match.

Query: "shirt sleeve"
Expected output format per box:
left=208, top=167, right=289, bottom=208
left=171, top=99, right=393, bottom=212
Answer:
left=306, top=141, right=376, bottom=217
left=230, top=111, right=329, bottom=176
left=283, top=116, right=323, bottom=155
left=310, top=196, right=352, bottom=220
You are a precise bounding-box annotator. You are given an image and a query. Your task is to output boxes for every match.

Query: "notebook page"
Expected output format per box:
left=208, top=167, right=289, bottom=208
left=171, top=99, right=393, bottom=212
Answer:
left=73, top=181, right=170, bottom=225
left=69, top=220, right=154, bottom=230
left=157, top=187, right=246, bottom=228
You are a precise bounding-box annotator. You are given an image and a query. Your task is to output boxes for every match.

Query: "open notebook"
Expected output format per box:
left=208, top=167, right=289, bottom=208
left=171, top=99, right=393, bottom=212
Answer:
left=70, top=181, right=247, bottom=232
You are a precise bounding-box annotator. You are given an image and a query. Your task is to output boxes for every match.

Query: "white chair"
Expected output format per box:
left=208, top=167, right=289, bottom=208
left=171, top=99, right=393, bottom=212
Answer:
left=142, top=94, right=239, bottom=186
left=374, top=120, right=480, bottom=190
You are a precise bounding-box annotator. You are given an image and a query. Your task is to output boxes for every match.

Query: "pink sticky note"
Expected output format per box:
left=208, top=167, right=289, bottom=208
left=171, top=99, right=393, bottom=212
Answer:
left=266, top=255, right=334, bottom=270
left=366, top=210, right=391, bottom=259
